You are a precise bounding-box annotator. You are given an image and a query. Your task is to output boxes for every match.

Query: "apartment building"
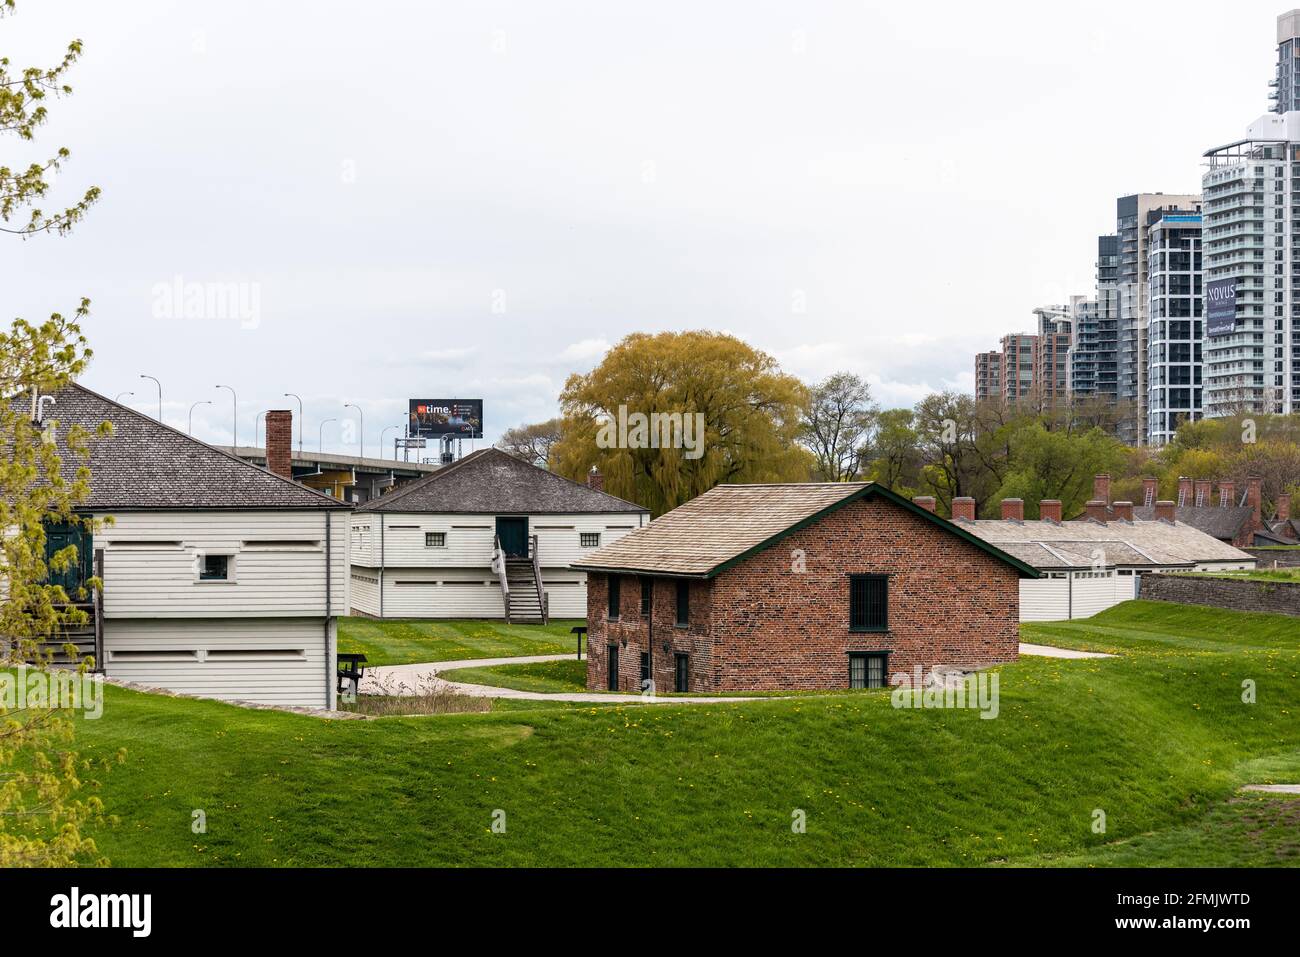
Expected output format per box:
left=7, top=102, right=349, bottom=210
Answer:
left=1202, top=111, right=1300, bottom=417
left=1147, top=209, right=1204, bottom=445
left=975, top=350, right=1003, bottom=401
left=1273, top=9, right=1300, bottom=113
left=999, top=332, right=1037, bottom=402
left=1116, top=193, right=1203, bottom=445
left=1033, top=305, right=1072, bottom=402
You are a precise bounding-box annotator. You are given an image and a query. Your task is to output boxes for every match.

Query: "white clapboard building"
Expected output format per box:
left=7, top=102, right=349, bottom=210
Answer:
left=37, top=385, right=350, bottom=708
left=349, top=448, right=649, bottom=621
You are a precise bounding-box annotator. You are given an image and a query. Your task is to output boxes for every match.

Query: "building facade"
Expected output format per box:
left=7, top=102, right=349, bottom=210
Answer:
left=574, top=484, right=1036, bottom=693
left=1273, top=10, right=1300, bottom=113
left=975, top=350, right=1003, bottom=401
left=1033, top=305, right=1072, bottom=402
left=1202, top=112, right=1299, bottom=418
left=1146, top=209, right=1204, bottom=445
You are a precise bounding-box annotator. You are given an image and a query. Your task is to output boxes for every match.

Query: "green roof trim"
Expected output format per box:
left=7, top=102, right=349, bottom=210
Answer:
left=702, top=483, right=1040, bottom=580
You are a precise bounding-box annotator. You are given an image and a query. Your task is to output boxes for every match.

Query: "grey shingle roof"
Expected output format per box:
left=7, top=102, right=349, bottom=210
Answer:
left=570, top=482, right=1040, bottom=578
left=28, top=383, right=349, bottom=510
left=1131, top=504, right=1255, bottom=542
left=963, top=517, right=1251, bottom=567
left=357, top=447, right=648, bottom=515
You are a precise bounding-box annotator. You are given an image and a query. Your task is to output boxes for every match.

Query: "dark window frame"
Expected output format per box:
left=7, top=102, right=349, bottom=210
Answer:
left=849, top=573, right=889, bottom=632
left=640, top=576, right=652, bottom=617
left=199, top=553, right=230, bottom=582
left=579, top=532, right=601, bottom=548
left=607, top=574, right=621, bottom=620
left=675, top=579, right=690, bottom=628
left=848, top=651, right=889, bottom=689
left=425, top=531, right=446, bottom=548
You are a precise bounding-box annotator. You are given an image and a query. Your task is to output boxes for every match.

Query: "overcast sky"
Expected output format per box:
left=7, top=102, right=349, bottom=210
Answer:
left=2, top=0, right=1287, bottom=455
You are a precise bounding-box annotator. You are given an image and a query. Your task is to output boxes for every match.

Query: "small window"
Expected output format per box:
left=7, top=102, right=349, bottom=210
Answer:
left=580, top=532, right=601, bottom=548
left=199, top=554, right=230, bottom=581
left=608, top=574, right=621, bottom=620
left=640, top=576, right=652, bottom=616
left=640, top=652, right=651, bottom=686
left=849, top=574, right=888, bottom=631
left=674, top=653, right=689, bottom=693
left=675, top=579, right=690, bottom=627
left=848, top=652, right=888, bottom=689
left=425, top=532, right=446, bottom=547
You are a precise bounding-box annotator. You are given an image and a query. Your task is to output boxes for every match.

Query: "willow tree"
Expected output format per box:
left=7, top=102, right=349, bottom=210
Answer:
left=553, top=331, right=810, bottom=515
left=1, top=1, right=113, bottom=868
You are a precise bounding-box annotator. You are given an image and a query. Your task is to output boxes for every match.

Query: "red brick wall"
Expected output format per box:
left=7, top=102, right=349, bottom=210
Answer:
left=585, top=496, right=1022, bottom=692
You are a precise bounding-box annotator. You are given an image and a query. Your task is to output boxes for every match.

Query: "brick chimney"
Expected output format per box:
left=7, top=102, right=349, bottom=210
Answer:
left=1112, top=501, right=1134, bottom=522
left=1247, top=475, right=1263, bottom=527
left=1219, top=480, right=1236, bottom=508
left=1093, top=473, right=1111, bottom=505
left=1141, top=476, right=1158, bottom=507
left=1154, top=500, right=1176, bottom=523
left=587, top=466, right=604, bottom=492
left=266, top=409, right=293, bottom=479
left=1039, top=499, right=1062, bottom=524
left=951, top=497, right=976, bottom=522
left=1084, top=500, right=1108, bottom=523
left=1194, top=480, right=1212, bottom=508
left=1000, top=498, right=1024, bottom=521
left=912, top=495, right=936, bottom=513
left=1278, top=493, right=1291, bottom=522
left=1177, top=476, right=1193, bottom=507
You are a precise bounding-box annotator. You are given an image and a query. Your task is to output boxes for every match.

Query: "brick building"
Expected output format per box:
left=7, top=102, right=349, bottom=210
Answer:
left=571, top=483, right=1038, bottom=693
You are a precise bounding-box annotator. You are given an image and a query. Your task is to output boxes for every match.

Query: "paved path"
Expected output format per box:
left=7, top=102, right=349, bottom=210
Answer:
left=361, top=654, right=767, bottom=704
left=1019, top=642, right=1116, bottom=659
left=1240, top=784, right=1300, bottom=795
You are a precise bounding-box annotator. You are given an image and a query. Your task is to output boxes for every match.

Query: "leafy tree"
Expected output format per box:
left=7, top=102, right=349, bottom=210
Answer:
left=1, top=2, right=114, bottom=867
left=496, top=417, right=563, bottom=469
left=992, top=422, right=1126, bottom=519
left=552, top=331, right=810, bottom=515
left=863, top=408, right=920, bottom=493
left=800, top=372, right=876, bottom=481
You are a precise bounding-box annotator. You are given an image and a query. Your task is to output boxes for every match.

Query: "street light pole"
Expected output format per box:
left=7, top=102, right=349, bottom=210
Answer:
left=380, top=424, right=402, bottom=459
left=139, top=375, right=162, bottom=420
left=344, top=403, right=364, bottom=459
left=319, top=417, right=336, bottom=453
left=188, top=400, right=212, bottom=436
left=215, top=384, right=237, bottom=446
left=114, top=391, right=134, bottom=404
left=283, top=393, right=303, bottom=456
left=254, top=410, right=268, bottom=448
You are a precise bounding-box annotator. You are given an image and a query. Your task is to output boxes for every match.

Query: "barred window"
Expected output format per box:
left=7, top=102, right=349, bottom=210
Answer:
left=425, top=532, right=446, bottom=547
left=608, top=575, right=621, bottom=620
left=849, top=574, right=888, bottom=631
left=580, top=532, right=601, bottom=548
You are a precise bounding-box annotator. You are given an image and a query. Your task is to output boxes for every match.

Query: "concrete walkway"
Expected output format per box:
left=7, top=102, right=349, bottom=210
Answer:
left=1018, top=642, right=1116, bottom=659
left=1241, top=784, right=1300, bottom=795
left=361, top=654, right=767, bottom=704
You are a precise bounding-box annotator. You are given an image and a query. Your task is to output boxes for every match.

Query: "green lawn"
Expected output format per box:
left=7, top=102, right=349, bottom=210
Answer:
left=1190, top=568, right=1300, bottom=583
left=337, top=617, right=585, bottom=666
left=55, top=601, right=1300, bottom=866
left=440, top=658, right=588, bottom=694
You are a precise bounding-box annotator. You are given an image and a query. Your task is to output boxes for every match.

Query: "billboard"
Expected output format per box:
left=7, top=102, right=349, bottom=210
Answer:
left=1206, top=277, right=1239, bottom=337
left=409, top=399, right=484, bottom=439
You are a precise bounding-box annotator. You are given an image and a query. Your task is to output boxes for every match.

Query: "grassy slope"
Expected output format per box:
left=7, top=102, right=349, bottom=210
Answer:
left=70, top=601, right=1300, bottom=867
left=440, top=658, right=588, bottom=694
left=337, top=617, right=585, bottom=666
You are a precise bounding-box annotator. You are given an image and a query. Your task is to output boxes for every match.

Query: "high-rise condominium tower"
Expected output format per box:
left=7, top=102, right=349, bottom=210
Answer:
left=1146, top=208, right=1204, bottom=445
left=1203, top=113, right=1300, bottom=417
left=1116, top=193, right=1202, bottom=445
left=1273, top=10, right=1300, bottom=112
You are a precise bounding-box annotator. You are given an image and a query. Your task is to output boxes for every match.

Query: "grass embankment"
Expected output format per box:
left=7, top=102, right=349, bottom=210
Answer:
left=337, top=617, right=584, bottom=666
left=66, top=601, right=1300, bottom=866
left=439, top=658, right=588, bottom=694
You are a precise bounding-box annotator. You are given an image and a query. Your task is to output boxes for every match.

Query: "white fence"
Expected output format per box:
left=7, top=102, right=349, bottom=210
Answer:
left=1019, top=573, right=1138, bottom=622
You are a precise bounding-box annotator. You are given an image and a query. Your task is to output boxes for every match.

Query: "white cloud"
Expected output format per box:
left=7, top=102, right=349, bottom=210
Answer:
left=558, top=338, right=610, bottom=362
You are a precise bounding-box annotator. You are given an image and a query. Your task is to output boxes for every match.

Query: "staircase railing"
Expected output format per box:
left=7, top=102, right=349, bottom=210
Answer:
left=529, top=534, right=548, bottom=626
left=492, top=534, right=511, bottom=624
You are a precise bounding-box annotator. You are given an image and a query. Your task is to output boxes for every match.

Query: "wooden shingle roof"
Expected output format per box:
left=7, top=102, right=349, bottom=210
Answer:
left=357, top=447, right=648, bottom=515
left=30, top=383, right=349, bottom=510
left=570, top=482, right=1040, bottom=578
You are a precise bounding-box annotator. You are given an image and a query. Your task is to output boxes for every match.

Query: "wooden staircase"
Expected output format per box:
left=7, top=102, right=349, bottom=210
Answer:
left=494, top=534, right=548, bottom=625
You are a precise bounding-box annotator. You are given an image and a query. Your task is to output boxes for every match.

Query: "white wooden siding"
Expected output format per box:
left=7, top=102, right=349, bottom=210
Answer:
left=96, top=510, right=349, bottom=619
left=351, top=511, right=646, bottom=569
left=349, top=565, right=590, bottom=619
left=1019, top=571, right=1139, bottom=622
left=104, top=617, right=332, bottom=708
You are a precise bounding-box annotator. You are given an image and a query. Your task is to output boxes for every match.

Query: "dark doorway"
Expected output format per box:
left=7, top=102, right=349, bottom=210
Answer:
left=674, top=653, right=689, bottom=693
left=607, top=644, right=620, bottom=691
left=44, top=520, right=92, bottom=599
left=495, top=517, right=529, bottom=557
